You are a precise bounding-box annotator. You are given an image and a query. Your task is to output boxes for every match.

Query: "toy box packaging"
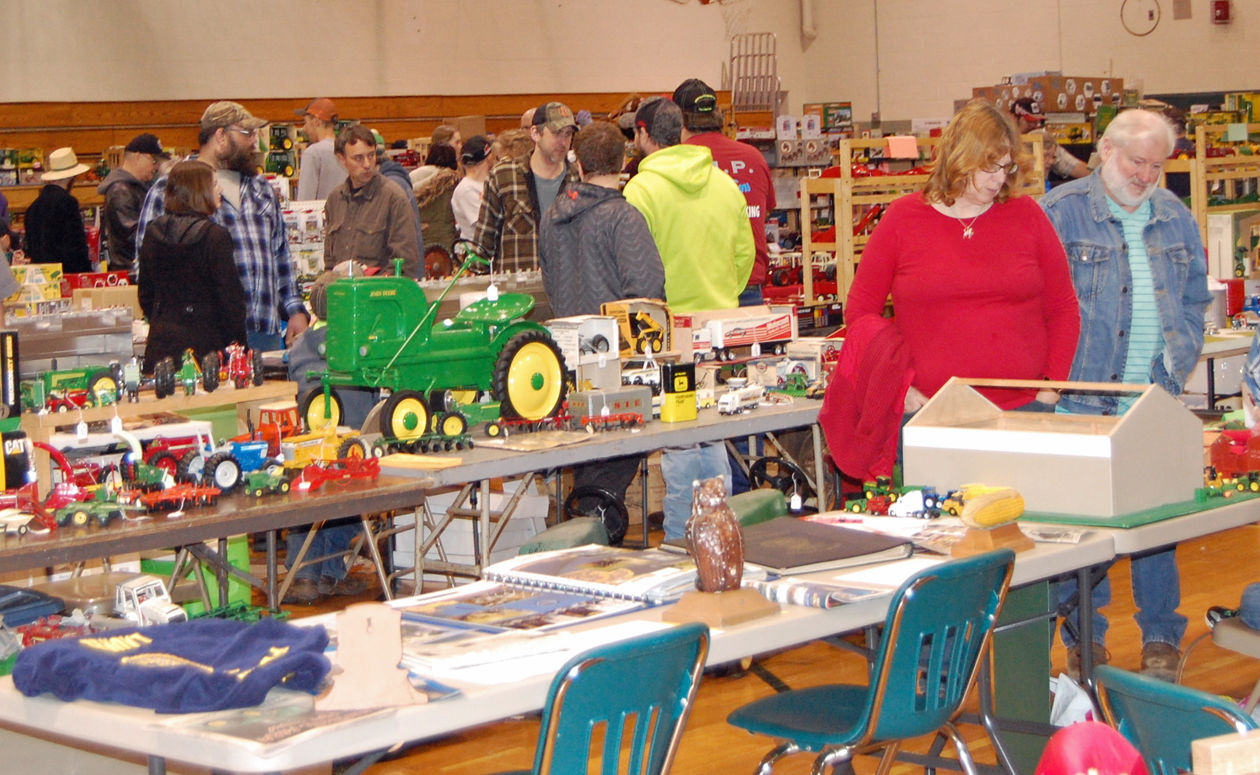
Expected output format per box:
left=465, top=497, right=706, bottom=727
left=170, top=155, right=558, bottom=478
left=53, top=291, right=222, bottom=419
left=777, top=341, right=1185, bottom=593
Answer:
left=61, top=270, right=130, bottom=299
left=546, top=315, right=622, bottom=391
left=600, top=298, right=673, bottom=358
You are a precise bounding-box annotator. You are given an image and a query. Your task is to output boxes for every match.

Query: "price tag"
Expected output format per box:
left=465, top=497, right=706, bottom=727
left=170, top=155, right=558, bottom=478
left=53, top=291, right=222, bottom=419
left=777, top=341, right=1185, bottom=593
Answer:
left=486, top=284, right=500, bottom=302
left=76, top=420, right=88, bottom=442
left=110, top=415, right=123, bottom=434
left=597, top=353, right=607, bottom=367
left=751, top=342, right=761, bottom=358
left=790, top=492, right=803, bottom=511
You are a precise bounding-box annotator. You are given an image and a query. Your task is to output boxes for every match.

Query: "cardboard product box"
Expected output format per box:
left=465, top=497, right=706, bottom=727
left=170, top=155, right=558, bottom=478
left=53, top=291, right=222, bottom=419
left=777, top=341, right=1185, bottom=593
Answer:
left=12, top=264, right=62, bottom=286
left=744, top=356, right=787, bottom=388
left=576, top=356, right=621, bottom=392
left=903, top=379, right=1202, bottom=518
left=5, top=298, right=72, bottom=320
left=544, top=315, right=619, bottom=368
left=61, top=270, right=130, bottom=298
left=600, top=298, right=674, bottom=358
left=71, top=286, right=141, bottom=320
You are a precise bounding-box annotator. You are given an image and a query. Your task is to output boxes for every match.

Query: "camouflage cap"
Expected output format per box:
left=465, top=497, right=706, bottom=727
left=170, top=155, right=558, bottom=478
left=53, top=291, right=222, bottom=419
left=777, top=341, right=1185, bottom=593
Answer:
left=200, top=101, right=268, bottom=131
left=531, top=101, right=579, bottom=133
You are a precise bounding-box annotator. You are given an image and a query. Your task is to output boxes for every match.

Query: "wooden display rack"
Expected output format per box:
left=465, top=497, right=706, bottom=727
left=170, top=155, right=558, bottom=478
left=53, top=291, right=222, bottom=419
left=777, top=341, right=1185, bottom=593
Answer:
left=798, top=134, right=1045, bottom=307
left=20, top=380, right=298, bottom=491
left=1164, top=123, right=1260, bottom=247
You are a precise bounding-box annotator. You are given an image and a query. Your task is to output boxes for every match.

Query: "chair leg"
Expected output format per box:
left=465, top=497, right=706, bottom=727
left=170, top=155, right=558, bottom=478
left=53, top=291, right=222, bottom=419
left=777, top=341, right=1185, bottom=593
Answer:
left=942, top=721, right=979, bottom=775
left=872, top=741, right=902, bottom=775
left=811, top=745, right=856, bottom=775
left=755, top=742, right=798, bottom=775
left=1245, top=677, right=1260, bottom=715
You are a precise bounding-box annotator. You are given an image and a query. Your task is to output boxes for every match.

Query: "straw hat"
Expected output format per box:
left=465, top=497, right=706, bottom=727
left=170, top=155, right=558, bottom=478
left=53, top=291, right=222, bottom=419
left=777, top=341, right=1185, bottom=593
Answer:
left=42, top=147, right=90, bottom=182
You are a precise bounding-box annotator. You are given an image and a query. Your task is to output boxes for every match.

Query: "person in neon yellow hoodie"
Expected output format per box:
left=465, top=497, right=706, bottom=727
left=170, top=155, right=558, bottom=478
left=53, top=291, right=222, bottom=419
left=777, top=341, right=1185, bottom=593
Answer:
left=624, top=97, right=756, bottom=540
left=623, top=98, right=755, bottom=314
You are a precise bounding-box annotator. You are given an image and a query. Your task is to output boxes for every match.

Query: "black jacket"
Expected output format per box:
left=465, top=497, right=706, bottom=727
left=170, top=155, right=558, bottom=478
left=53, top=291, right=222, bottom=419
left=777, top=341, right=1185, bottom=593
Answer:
left=98, top=168, right=149, bottom=271
left=138, top=212, right=247, bottom=371
left=23, top=184, right=92, bottom=273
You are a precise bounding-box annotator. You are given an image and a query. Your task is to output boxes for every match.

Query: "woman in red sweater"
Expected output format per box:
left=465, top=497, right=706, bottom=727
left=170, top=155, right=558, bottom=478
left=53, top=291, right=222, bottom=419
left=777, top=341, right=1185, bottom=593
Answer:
left=844, top=98, right=1080, bottom=413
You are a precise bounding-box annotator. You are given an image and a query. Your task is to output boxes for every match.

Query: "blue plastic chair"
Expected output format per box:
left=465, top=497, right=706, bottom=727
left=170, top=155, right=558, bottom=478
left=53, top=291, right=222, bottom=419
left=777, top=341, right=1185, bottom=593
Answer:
left=1095, top=664, right=1258, bottom=775
left=502, top=621, right=710, bottom=775
left=727, top=549, right=1015, bottom=775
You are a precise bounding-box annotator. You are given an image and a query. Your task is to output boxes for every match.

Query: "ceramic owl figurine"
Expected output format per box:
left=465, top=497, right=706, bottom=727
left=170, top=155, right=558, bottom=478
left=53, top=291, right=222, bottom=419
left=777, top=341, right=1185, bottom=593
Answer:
left=685, top=476, right=744, bottom=593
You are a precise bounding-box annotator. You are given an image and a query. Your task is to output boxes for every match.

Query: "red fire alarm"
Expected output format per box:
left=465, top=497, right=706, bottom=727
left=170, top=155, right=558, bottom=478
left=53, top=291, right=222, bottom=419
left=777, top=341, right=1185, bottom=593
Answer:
left=1213, top=0, right=1231, bottom=24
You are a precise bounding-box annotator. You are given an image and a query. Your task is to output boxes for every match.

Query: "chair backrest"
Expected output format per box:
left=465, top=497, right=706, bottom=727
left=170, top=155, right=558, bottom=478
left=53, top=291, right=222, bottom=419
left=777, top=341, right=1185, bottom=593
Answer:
left=857, top=549, right=1015, bottom=743
left=1095, top=664, right=1258, bottom=775
left=530, top=621, right=710, bottom=775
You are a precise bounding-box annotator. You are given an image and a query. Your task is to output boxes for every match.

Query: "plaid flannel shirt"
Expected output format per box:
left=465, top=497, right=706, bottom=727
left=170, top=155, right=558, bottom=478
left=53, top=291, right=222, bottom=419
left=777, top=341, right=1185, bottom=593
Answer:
left=471, top=153, right=577, bottom=272
left=137, top=166, right=303, bottom=336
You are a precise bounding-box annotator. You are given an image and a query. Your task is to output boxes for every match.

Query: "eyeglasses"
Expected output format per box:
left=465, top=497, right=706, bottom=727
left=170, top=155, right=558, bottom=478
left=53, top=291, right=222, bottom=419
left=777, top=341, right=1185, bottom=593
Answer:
left=981, top=162, right=1018, bottom=176
left=227, top=127, right=258, bottom=139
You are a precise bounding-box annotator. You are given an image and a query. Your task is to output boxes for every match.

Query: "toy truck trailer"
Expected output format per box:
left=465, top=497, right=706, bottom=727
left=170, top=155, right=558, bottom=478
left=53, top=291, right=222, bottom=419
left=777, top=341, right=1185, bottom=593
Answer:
left=717, top=382, right=765, bottom=415
left=692, top=307, right=799, bottom=361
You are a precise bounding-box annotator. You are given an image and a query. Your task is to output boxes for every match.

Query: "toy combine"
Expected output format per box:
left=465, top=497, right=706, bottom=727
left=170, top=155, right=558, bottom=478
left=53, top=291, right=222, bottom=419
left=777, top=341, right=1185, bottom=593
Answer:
left=302, top=244, right=568, bottom=444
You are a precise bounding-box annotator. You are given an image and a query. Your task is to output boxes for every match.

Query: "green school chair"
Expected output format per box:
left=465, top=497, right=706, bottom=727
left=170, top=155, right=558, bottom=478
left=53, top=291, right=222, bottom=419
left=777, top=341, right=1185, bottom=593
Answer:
left=727, top=549, right=1015, bottom=775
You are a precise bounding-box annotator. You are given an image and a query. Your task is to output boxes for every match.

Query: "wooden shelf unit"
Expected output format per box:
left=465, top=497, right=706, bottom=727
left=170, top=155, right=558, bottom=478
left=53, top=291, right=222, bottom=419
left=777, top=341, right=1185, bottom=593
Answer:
left=1164, top=123, right=1260, bottom=244
left=797, top=134, right=1046, bottom=307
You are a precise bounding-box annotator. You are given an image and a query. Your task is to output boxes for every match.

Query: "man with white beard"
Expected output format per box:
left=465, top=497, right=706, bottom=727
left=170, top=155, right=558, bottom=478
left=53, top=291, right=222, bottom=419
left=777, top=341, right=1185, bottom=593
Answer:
left=1042, top=108, right=1211, bottom=683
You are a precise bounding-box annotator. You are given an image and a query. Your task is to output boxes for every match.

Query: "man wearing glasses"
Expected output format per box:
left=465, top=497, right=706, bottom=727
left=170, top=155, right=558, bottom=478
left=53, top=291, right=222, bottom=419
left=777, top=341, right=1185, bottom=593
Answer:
left=138, top=101, right=308, bottom=351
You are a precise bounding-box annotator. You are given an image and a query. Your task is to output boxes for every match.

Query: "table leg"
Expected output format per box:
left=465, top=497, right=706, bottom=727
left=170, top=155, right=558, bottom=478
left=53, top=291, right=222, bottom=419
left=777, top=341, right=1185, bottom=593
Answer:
left=640, top=456, right=650, bottom=549
left=266, top=530, right=277, bottom=610
left=1208, top=356, right=1218, bottom=411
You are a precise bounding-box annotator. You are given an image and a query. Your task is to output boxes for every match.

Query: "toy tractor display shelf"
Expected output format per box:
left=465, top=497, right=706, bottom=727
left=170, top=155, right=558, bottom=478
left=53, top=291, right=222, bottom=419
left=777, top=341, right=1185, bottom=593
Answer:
left=301, top=247, right=568, bottom=442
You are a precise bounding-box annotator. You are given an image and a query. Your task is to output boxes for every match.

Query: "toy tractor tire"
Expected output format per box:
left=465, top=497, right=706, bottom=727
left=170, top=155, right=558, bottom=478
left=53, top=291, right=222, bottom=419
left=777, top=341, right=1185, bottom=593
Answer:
left=381, top=390, right=429, bottom=442
left=279, top=480, right=291, bottom=494
left=177, top=450, right=205, bottom=483
left=149, top=451, right=181, bottom=479
left=201, top=351, right=220, bottom=392
left=590, top=334, right=610, bottom=353
left=492, top=330, right=567, bottom=421
left=564, top=485, right=630, bottom=545
left=206, top=452, right=242, bottom=491
left=424, top=245, right=453, bottom=279
left=437, top=412, right=468, bottom=438
left=70, top=509, right=91, bottom=527
left=154, top=357, right=176, bottom=399
left=251, top=351, right=265, bottom=386
left=299, top=387, right=344, bottom=433
left=86, top=369, right=120, bottom=407
left=337, top=438, right=368, bottom=459
left=635, top=338, right=647, bottom=354
left=649, top=334, right=663, bottom=353
left=485, top=421, right=503, bottom=439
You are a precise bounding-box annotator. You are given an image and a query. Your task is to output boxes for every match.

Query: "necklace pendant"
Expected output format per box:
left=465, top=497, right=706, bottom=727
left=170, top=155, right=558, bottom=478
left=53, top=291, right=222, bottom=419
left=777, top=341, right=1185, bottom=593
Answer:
left=962, top=224, right=974, bottom=239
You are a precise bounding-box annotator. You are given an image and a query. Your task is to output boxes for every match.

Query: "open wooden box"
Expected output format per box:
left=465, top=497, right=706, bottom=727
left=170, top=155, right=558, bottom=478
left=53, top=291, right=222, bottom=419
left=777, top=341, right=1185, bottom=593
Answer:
left=903, top=378, right=1203, bottom=518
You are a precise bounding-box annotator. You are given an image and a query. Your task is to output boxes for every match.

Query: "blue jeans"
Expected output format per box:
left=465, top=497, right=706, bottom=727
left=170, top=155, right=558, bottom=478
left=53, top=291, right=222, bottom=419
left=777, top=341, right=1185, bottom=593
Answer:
left=1058, top=547, right=1186, bottom=648
left=737, top=284, right=764, bottom=307
left=286, top=518, right=359, bottom=581
left=247, top=329, right=284, bottom=353
left=661, top=443, right=732, bottom=540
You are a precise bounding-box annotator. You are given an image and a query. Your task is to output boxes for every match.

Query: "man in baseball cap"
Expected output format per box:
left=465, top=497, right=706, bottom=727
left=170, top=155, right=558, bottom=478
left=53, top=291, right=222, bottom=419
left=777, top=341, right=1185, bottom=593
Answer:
left=293, top=98, right=345, bottom=200
left=98, top=133, right=171, bottom=273
left=1009, top=97, right=1089, bottom=179
left=138, top=101, right=308, bottom=351
left=470, top=100, right=579, bottom=271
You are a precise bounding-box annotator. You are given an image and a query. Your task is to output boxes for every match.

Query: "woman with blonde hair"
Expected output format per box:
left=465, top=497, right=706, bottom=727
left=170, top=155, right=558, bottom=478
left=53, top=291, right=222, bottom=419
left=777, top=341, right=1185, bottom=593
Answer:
left=844, top=98, right=1080, bottom=414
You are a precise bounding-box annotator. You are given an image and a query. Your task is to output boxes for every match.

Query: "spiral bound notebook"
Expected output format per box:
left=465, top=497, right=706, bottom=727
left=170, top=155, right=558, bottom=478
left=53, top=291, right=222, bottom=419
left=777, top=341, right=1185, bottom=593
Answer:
left=480, top=544, right=703, bottom=604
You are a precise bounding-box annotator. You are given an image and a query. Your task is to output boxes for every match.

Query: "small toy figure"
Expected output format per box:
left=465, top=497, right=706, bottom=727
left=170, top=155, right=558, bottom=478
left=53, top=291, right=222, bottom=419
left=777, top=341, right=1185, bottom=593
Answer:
left=123, top=358, right=141, bottom=403
left=178, top=350, right=200, bottom=396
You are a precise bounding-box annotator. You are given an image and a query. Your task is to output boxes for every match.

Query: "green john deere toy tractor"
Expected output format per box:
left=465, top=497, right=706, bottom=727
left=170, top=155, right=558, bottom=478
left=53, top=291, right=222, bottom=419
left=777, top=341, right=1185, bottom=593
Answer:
left=301, top=245, right=567, bottom=441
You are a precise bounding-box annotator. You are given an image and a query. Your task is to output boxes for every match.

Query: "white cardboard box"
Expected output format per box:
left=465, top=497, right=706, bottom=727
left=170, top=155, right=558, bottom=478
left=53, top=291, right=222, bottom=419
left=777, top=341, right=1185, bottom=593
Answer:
left=903, top=379, right=1203, bottom=517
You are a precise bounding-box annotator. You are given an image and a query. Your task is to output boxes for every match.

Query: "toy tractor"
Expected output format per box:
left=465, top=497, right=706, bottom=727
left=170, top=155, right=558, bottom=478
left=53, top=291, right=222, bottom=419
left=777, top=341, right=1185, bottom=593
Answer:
left=302, top=246, right=568, bottom=443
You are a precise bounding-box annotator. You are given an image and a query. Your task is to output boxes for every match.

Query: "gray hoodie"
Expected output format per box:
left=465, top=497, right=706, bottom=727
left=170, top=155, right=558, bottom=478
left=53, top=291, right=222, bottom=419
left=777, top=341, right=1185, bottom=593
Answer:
left=538, top=182, right=665, bottom=318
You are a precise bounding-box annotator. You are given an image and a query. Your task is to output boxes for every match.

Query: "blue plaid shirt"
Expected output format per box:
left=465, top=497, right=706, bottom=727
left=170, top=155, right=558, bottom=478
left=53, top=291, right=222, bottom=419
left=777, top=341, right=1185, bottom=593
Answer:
left=137, top=165, right=303, bottom=336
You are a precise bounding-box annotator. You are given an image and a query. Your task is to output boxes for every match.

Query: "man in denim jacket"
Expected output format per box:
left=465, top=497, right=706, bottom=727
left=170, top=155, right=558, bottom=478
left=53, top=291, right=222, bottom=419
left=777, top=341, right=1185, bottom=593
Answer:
left=1043, top=108, right=1211, bottom=682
